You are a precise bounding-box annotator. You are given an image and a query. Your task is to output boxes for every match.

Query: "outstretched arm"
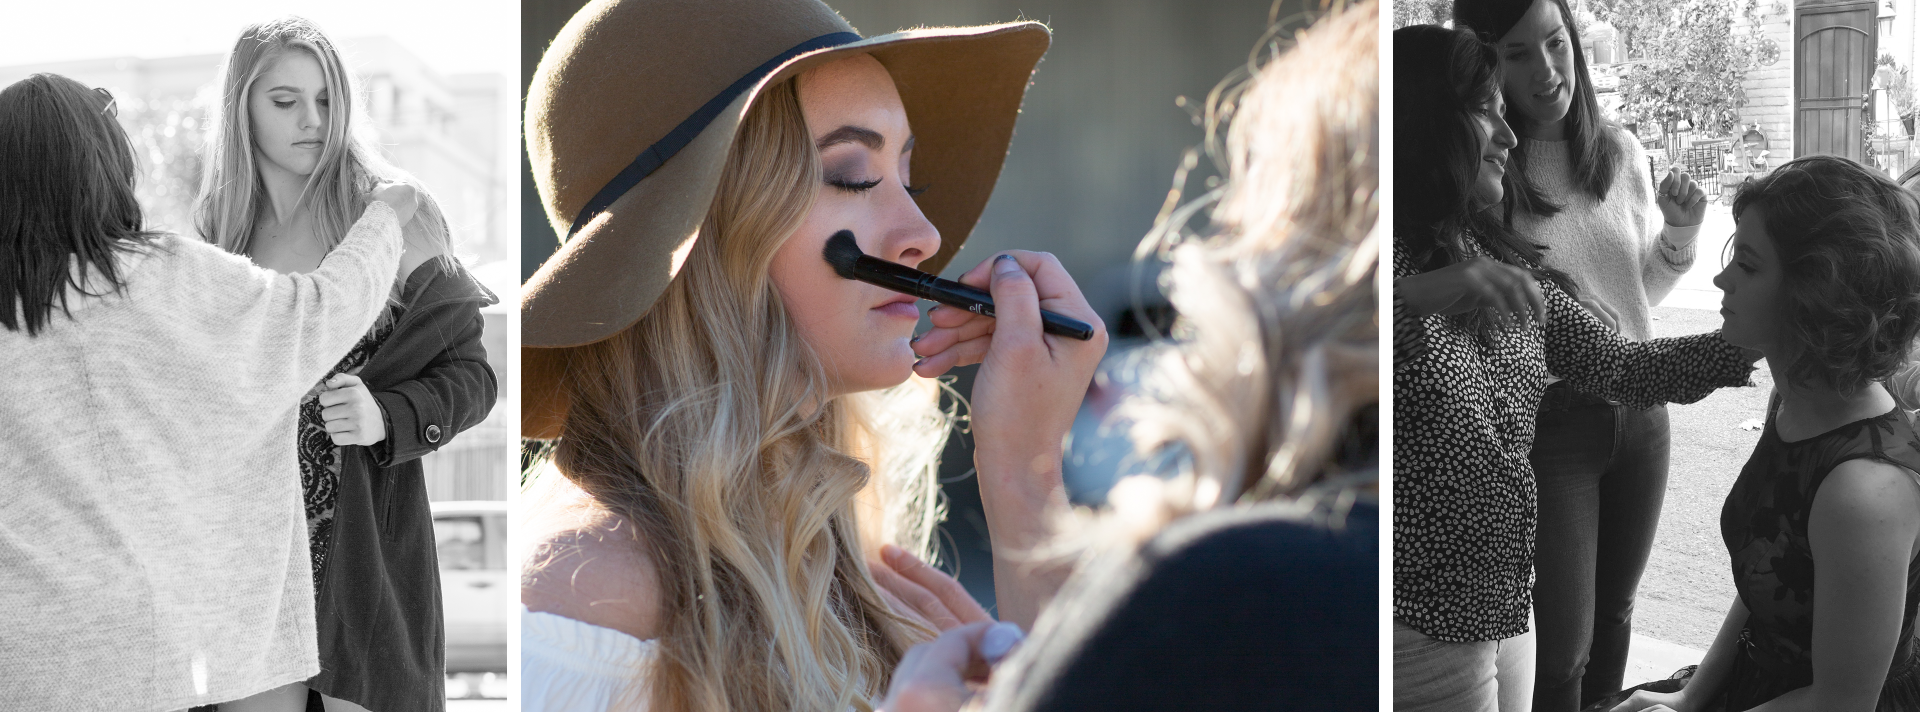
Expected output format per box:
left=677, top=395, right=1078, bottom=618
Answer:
left=1543, top=279, right=1751, bottom=408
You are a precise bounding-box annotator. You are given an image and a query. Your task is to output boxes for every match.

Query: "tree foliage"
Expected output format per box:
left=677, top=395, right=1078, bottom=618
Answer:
left=1391, top=0, right=1453, bottom=29
left=1601, top=0, right=1765, bottom=136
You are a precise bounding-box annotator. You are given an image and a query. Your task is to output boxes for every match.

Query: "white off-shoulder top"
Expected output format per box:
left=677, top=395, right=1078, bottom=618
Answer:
left=522, top=605, right=657, bottom=711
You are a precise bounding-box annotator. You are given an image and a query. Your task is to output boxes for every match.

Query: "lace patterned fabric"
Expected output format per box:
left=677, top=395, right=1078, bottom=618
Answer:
left=1709, top=402, right=1920, bottom=711
left=299, top=305, right=400, bottom=585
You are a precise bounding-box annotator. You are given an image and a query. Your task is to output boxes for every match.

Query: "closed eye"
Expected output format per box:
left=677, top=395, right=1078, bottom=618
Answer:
left=828, top=177, right=882, bottom=193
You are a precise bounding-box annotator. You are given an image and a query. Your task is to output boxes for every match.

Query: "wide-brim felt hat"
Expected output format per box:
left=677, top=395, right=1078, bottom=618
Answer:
left=522, top=0, right=1050, bottom=439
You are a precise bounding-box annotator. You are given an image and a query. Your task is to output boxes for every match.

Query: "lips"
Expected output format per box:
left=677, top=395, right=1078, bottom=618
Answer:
left=293, top=140, right=323, bottom=149
left=873, top=294, right=920, bottom=319
left=1534, top=82, right=1561, bottom=101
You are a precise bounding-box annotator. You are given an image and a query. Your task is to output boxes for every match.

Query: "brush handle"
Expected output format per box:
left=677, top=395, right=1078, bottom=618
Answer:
left=926, top=280, right=1096, bottom=341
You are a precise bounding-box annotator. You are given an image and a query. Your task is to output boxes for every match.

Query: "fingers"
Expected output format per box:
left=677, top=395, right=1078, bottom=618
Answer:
left=913, top=336, right=990, bottom=378
left=985, top=255, right=1042, bottom=347
left=870, top=558, right=964, bottom=630
left=914, top=314, right=995, bottom=356
left=882, top=545, right=993, bottom=626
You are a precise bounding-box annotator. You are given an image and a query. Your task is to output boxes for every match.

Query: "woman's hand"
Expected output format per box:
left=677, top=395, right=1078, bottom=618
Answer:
left=367, top=181, right=419, bottom=226
left=1609, top=688, right=1688, bottom=712
left=1656, top=166, right=1708, bottom=228
left=878, top=620, right=1026, bottom=712
left=318, top=373, right=387, bottom=446
left=1394, top=256, right=1548, bottom=328
left=870, top=544, right=993, bottom=631
left=910, top=251, right=1106, bottom=488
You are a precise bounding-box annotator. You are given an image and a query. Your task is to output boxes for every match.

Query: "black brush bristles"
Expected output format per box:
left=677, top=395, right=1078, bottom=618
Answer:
left=822, top=230, right=863, bottom=279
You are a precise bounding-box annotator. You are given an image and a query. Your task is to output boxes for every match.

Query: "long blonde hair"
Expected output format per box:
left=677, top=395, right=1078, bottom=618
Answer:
left=195, top=16, right=450, bottom=273
left=542, top=78, right=949, bottom=712
left=1112, top=0, right=1378, bottom=528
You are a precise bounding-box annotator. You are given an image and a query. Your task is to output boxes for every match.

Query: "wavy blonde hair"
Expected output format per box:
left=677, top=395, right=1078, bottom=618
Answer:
left=195, top=16, right=450, bottom=297
left=540, top=77, right=950, bottom=712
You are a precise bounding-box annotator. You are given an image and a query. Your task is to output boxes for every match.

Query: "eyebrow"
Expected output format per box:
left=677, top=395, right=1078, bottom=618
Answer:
left=265, top=86, right=305, bottom=93
left=817, top=125, right=884, bottom=150
left=1502, top=28, right=1565, bottom=48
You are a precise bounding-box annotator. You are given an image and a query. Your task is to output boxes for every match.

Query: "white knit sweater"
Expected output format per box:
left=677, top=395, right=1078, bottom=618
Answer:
left=1513, top=129, right=1699, bottom=343
left=0, top=203, right=402, bottom=711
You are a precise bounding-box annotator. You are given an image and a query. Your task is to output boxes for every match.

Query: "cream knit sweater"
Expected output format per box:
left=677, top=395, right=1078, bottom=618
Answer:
left=1514, top=129, right=1699, bottom=343
left=0, top=203, right=402, bottom=711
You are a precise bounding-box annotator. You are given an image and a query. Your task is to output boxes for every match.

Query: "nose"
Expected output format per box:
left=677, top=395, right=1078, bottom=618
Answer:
left=1491, top=111, right=1518, bottom=151
left=1711, top=262, right=1731, bottom=292
left=301, top=101, right=324, bottom=133
left=1532, top=53, right=1560, bottom=86
left=873, top=182, right=942, bottom=270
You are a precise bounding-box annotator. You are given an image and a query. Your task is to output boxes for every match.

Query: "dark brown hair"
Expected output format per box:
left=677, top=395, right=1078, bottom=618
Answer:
left=1733, top=155, right=1920, bottom=393
left=1393, top=24, right=1573, bottom=301
left=1454, top=0, right=1625, bottom=217
left=0, top=73, right=159, bottom=336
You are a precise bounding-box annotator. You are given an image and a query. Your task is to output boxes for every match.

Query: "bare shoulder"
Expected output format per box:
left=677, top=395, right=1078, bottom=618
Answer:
left=396, top=215, right=448, bottom=284
left=1811, top=458, right=1920, bottom=557
left=520, top=472, right=663, bottom=641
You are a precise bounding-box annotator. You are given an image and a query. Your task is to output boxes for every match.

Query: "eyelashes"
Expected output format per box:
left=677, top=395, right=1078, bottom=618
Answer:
left=824, top=176, right=932, bottom=197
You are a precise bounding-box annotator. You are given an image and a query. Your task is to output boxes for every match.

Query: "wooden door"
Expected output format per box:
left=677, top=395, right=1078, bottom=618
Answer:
left=1796, top=0, right=1877, bottom=161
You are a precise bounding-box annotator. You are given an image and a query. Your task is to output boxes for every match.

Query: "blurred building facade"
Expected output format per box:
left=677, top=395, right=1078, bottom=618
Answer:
left=0, top=38, right=514, bottom=501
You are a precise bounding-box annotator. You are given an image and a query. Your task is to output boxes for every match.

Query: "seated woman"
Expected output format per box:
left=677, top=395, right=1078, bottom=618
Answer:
left=1601, top=156, right=1920, bottom=712
left=1390, top=23, right=1752, bottom=712
left=0, top=73, right=414, bottom=710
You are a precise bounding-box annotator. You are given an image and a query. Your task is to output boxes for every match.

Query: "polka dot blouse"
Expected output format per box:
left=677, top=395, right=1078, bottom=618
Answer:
left=1392, top=232, right=1753, bottom=642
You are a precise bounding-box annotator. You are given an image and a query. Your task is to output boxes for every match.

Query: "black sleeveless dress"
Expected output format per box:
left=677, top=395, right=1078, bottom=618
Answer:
left=1587, top=402, right=1920, bottom=710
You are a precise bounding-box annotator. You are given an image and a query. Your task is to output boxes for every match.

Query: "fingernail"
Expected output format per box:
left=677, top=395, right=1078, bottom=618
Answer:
left=911, top=333, right=922, bottom=343
left=994, top=254, right=1020, bottom=274
left=881, top=544, right=903, bottom=562
left=980, top=622, right=1025, bottom=663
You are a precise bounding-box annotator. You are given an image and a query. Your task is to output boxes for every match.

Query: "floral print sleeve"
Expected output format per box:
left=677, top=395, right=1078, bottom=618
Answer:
left=1541, top=277, right=1752, bottom=409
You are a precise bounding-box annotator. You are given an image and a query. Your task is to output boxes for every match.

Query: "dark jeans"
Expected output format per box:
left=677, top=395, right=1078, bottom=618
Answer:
left=1529, top=383, right=1671, bottom=712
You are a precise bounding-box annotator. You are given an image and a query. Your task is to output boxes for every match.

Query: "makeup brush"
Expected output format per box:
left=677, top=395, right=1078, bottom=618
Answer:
left=822, top=230, right=1096, bottom=341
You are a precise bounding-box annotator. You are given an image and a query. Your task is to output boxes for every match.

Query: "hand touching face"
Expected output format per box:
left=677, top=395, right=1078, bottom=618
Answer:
left=771, top=54, right=942, bottom=397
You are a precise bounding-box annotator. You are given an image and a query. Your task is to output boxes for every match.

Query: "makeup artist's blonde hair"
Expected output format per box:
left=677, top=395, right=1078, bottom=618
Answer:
left=536, top=77, right=948, bottom=712
left=1007, top=0, right=1380, bottom=626
left=195, top=15, right=451, bottom=305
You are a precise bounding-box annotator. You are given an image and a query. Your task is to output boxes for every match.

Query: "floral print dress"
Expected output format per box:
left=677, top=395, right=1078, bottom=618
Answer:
left=298, top=305, right=400, bottom=586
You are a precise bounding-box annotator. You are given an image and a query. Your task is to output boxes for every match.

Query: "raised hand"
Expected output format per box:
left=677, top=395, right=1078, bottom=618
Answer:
left=367, top=181, right=419, bottom=226
left=1656, top=166, right=1707, bottom=228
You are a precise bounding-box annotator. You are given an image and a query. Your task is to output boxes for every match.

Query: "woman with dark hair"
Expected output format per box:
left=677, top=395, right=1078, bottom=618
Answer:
left=1393, top=24, right=1751, bottom=711
left=0, top=73, right=415, bottom=711
left=1600, top=155, right=1920, bottom=712
left=1450, top=0, right=1708, bottom=707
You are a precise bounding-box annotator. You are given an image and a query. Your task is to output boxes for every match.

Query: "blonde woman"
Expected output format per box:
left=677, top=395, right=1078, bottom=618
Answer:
left=882, top=2, right=1380, bottom=710
left=193, top=16, right=498, bottom=712
left=517, top=0, right=1107, bottom=710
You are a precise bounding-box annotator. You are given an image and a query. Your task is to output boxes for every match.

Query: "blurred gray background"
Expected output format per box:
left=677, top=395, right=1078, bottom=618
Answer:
left=521, top=0, right=1315, bottom=611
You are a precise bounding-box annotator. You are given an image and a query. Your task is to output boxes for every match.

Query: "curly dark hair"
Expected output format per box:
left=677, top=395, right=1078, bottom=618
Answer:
left=1732, top=154, right=1920, bottom=393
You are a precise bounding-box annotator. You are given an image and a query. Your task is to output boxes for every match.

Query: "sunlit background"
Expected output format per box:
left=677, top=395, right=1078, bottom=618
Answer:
left=0, top=1, right=515, bottom=706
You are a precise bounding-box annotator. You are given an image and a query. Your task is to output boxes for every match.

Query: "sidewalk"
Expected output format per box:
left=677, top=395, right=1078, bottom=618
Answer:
left=1625, top=633, right=1703, bottom=687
